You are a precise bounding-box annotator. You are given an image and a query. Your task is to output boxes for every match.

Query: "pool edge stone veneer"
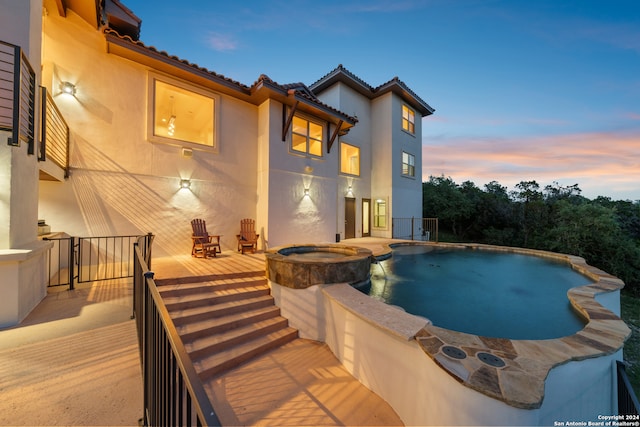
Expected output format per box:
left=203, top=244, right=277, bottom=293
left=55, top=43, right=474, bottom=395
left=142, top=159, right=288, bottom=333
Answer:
left=412, top=243, right=631, bottom=409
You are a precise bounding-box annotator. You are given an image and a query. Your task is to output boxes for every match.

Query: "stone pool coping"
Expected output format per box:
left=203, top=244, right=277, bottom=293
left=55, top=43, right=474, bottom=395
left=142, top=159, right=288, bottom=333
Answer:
left=370, top=241, right=631, bottom=409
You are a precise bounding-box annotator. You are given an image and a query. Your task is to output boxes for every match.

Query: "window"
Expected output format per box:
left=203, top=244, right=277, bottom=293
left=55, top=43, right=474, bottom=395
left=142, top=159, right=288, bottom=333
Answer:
left=340, top=142, right=360, bottom=176
left=291, top=115, right=323, bottom=156
left=374, top=199, right=387, bottom=228
left=149, top=76, right=217, bottom=148
left=402, top=151, right=415, bottom=177
left=402, top=105, right=415, bottom=134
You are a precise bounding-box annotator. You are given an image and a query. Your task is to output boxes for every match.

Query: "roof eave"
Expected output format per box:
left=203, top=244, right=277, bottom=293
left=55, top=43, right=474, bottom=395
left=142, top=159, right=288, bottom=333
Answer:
left=104, top=30, right=252, bottom=100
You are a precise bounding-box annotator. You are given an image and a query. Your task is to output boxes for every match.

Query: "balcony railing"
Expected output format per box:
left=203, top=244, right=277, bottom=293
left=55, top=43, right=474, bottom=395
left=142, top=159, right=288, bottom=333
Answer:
left=0, top=40, right=36, bottom=150
left=1, top=39, right=69, bottom=176
left=41, top=87, right=69, bottom=175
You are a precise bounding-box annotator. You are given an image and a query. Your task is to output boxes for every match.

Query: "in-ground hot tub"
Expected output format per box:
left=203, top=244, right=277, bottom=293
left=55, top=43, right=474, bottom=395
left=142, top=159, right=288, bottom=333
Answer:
left=265, top=244, right=372, bottom=289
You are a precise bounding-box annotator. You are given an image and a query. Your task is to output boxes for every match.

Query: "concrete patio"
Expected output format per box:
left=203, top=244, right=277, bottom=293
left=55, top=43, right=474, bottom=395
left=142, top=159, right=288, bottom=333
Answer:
left=0, top=239, right=403, bottom=426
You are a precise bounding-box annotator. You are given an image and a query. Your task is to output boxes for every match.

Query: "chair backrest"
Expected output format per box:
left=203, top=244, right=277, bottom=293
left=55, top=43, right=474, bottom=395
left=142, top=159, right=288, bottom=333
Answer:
left=240, top=218, right=257, bottom=241
left=191, top=218, right=208, bottom=237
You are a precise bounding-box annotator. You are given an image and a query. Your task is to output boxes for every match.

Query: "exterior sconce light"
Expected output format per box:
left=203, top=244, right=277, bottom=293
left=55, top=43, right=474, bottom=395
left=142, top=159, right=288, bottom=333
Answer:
left=304, top=188, right=310, bottom=197
left=180, top=179, right=191, bottom=189
left=60, top=81, right=76, bottom=96
left=347, top=185, right=353, bottom=196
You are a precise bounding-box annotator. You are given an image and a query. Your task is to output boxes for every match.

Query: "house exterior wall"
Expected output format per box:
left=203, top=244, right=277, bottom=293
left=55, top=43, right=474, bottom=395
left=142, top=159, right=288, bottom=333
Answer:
left=38, top=9, right=260, bottom=255
left=371, top=94, right=394, bottom=237
left=314, top=82, right=374, bottom=240
left=390, top=94, right=424, bottom=221
left=263, top=101, right=340, bottom=246
left=0, top=0, right=50, bottom=327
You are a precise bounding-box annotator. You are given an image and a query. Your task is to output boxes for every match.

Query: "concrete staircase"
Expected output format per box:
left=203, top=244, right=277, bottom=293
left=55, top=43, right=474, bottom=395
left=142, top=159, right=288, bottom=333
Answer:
left=157, top=274, right=298, bottom=379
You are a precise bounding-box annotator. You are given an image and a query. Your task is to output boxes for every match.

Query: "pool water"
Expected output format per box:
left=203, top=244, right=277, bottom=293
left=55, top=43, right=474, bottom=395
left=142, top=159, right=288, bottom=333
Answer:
left=360, top=245, right=589, bottom=339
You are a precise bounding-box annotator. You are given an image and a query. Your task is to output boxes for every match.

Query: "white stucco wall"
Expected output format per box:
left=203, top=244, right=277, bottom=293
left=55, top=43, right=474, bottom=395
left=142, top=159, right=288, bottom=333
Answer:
left=0, top=0, right=50, bottom=326
left=37, top=10, right=260, bottom=255
left=371, top=94, right=394, bottom=237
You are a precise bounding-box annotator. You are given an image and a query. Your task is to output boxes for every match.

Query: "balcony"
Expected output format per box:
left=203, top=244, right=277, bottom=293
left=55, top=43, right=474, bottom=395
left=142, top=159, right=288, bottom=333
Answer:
left=1, top=39, right=69, bottom=181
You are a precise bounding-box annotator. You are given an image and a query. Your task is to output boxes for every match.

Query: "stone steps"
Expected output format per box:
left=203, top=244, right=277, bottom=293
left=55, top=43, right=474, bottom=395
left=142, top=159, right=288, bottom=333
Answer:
left=158, top=275, right=298, bottom=380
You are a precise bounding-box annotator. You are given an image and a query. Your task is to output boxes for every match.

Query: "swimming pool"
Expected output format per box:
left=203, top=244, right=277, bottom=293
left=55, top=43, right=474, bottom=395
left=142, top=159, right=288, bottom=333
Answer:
left=360, top=245, right=589, bottom=339
left=267, top=239, right=630, bottom=424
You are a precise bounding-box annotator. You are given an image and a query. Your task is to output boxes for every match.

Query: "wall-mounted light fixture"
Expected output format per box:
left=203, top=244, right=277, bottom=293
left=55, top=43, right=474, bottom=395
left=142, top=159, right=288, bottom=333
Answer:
left=304, top=188, right=310, bottom=197
left=60, top=81, right=76, bottom=96
left=347, top=185, right=353, bottom=196
left=180, top=179, right=191, bottom=189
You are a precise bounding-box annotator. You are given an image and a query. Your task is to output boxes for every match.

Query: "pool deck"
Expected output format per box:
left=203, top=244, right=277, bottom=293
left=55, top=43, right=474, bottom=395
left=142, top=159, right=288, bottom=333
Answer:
left=0, top=239, right=403, bottom=427
left=0, top=238, right=630, bottom=424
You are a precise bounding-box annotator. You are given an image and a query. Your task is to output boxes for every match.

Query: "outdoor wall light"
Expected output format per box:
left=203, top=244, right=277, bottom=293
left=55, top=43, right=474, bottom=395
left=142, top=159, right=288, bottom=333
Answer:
left=60, top=81, right=76, bottom=96
left=347, top=185, right=353, bottom=196
left=180, top=179, right=191, bottom=189
left=304, top=188, right=310, bottom=197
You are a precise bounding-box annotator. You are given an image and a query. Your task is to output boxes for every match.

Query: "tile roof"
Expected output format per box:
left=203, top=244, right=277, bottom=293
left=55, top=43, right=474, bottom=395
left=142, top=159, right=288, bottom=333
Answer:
left=103, top=29, right=358, bottom=125
left=310, top=64, right=435, bottom=116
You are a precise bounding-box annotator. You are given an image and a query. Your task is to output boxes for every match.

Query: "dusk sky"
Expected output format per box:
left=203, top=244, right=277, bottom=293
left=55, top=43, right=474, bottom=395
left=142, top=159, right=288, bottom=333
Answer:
left=123, top=0, right=639, bottom=201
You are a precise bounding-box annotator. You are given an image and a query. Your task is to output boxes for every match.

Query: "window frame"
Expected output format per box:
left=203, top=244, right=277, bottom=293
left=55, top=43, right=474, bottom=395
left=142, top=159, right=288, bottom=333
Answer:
left=402, top=151, right=415, bottom=178
left=147, top=73, right=220, bottom=152
left=289, top=113, right=325, bottom=158
left=339, top=141, right=361, bottom=176
left=373, top=198, right=387, bottom=229
left=402, top=104, right=415, bottom=135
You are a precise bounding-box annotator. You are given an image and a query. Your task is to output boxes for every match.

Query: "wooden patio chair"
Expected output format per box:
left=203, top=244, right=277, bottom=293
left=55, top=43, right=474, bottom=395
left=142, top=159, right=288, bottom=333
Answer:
left=236, top=218, right=259, bottom=254
left=191, top=219, right=221, bottom=258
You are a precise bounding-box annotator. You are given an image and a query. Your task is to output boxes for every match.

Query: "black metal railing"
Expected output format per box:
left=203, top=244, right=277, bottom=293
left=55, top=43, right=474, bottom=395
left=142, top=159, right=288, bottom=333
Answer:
left=133, top=238, right=220, bottom=426
left=392, top=217, right=438, bottom=242
left=617, top=361, right=640, bottom=415
left=41, top=86, right=69, bottom=173
left=0, top=40, right=36, bottom=150
left=44, top=234, right=153, bottom=290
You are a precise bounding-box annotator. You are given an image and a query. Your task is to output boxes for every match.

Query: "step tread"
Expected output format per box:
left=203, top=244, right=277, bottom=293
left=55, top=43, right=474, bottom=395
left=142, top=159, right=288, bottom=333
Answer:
left=186, top=316, right=289, bottom=357
left=157, top=278, right=267, bottom=297
left=163, top=286, right=270, bottom=311
left=170, top=295, right=275, bottom=325
left=177, top=305, right=281, bottom=339
left=194, top=328, right=298, bottom=378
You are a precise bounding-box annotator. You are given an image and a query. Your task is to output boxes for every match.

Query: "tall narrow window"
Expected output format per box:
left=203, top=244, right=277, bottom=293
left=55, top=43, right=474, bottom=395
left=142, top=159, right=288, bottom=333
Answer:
left=291, top=115, right=323, bottom=156
left=149, top=76, right=217, bottom=148
left=402, top=105, right=415, bottom=134
left=340, top=142, right=360, bottom=176
left=402, top=151, right=415, bottom=177
left=374, top=199, right=387, bottom=228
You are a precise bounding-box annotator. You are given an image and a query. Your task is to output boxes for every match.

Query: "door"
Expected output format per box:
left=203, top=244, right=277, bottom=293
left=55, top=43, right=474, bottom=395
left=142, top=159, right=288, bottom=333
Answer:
left=362, top=198, right=371, bottom=237
left=345, top=197, right=356, bottom=239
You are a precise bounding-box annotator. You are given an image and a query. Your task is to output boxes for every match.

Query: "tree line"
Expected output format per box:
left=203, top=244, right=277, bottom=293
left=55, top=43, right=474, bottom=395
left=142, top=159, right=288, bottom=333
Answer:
left=423, top=176, right=640, bottom=295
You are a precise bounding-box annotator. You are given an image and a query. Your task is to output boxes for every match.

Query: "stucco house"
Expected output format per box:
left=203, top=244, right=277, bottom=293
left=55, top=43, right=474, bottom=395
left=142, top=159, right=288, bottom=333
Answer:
left=0, top=0, right=433, bottom=326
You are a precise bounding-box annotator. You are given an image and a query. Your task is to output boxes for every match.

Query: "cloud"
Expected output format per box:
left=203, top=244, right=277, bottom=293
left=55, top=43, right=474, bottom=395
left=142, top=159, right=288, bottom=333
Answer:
left=422, top=131, right=640, bottom=200
left=205, top=32, right=238, bottom=52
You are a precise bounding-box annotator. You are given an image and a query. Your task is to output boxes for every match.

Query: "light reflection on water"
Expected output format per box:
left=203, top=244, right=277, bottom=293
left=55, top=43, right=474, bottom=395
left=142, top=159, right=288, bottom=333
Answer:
left=363, top=245, right=590, bottom=340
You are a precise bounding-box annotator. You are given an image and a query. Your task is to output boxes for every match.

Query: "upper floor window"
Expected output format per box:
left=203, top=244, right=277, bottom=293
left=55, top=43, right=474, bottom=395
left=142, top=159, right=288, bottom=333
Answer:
left=402, top=151, right=415, bottom=177
left=291, top=115, right=323, bottom=157
left=149, top=75, right=217, bottom=149
left=402, top=105, right=415, bottom=134
left=340, top=142, right=360, bottom=176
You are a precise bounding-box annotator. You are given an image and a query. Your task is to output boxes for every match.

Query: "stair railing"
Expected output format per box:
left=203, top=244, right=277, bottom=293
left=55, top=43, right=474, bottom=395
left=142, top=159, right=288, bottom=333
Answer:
left=133, top=239, right=220, bottom=426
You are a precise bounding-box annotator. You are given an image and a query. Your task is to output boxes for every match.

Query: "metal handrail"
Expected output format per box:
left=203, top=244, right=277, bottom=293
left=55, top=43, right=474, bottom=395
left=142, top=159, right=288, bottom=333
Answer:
left=133, top=241, right=220, bottom=426
left=392, top=217, right=439, bottom=242
left=617, top=361, right=640, bottom=415
left=41, top=86, right=69, bottom=173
